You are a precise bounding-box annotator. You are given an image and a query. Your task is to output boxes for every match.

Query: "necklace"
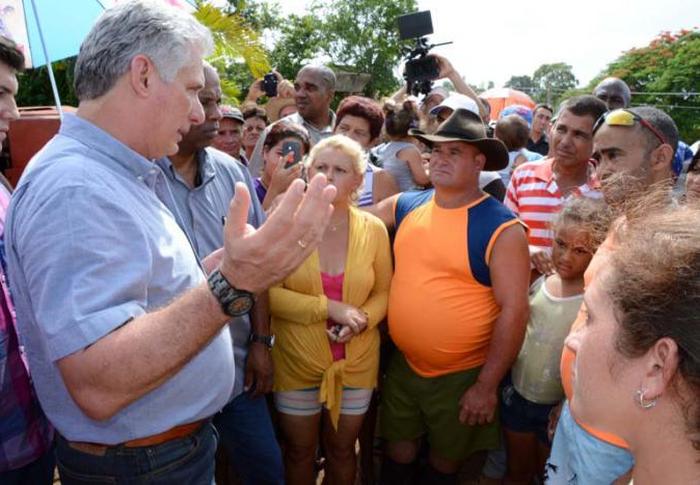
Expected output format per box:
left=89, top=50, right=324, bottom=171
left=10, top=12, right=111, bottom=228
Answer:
left=328, top=208, right=349, bottom=233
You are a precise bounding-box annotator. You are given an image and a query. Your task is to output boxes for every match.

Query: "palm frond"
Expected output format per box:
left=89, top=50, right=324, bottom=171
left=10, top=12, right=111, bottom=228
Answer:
left=195, top=3, right=270, bottom=78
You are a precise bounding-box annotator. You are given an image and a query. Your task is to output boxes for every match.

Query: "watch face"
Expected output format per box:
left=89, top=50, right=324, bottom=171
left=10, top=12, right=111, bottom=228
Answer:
left=228, top=294, right=254, bottom=316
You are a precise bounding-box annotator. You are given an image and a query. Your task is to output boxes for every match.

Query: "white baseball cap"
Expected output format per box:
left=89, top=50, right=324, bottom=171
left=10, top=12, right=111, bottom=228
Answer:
left=430, top=93, right=480, bottom=117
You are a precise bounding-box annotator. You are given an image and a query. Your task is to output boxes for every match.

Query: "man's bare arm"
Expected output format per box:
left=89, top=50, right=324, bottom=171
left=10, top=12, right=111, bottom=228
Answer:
left=58, top=176, right=336, bottom=421
left=245, top=291, right=274, bottom=396
left=477, top=224, right=530, bottom=389
left=362, top=193, right=399, bottom=230
left=459, top=224, right=530, bottom=425
left=432, top=54, right=489, bottom=120
left=58, top=285, right=229, bottom=421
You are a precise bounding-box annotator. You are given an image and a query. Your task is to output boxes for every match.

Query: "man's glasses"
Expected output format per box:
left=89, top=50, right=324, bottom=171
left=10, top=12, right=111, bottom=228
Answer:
left=593, top=109, right=668, bottom=146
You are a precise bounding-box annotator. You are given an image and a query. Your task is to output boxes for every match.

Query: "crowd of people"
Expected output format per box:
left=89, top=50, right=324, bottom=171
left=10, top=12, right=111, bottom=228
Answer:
left=1, top=2, right=699, bottom=485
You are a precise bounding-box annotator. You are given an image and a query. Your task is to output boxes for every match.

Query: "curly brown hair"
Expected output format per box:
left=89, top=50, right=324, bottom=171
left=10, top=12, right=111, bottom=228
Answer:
left=551, top=197, right=611, bottom=253
left=606, top=202, right=700, bottom=450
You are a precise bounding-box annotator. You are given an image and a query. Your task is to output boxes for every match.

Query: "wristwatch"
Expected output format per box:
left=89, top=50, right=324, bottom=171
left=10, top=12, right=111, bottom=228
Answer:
left=249, top=333, right=275, bottom=350
left=207, top=269, right=254, bottom=317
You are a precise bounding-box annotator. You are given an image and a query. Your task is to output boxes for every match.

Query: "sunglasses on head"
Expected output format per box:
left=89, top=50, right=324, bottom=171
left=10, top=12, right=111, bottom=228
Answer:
left=593, top=109, right=668, bottom=146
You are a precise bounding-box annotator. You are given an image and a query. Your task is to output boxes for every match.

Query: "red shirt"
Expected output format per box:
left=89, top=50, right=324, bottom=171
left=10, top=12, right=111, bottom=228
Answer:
left=321, top=272, right=346, bottom=361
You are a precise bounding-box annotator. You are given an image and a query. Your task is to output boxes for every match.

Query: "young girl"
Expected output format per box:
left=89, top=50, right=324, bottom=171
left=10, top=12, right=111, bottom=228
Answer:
left=370, top=100, right=428, bottom=191
left=501, top=198, right=609, bottom=485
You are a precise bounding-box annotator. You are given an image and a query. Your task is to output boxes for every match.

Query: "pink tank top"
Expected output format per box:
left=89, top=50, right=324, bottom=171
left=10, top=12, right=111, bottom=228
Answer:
left=321, top=272, right=345, bottom=361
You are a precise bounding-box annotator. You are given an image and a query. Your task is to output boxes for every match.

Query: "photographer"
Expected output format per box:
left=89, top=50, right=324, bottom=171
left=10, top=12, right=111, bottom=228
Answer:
left=243, top=72, right=298, bottom=122
left=432, top=54, right=488, bottom=120
left=395, top=53, right=488, bottom=135
left=244, top=70, right=296, bottom=105
left=247, top=65, right=337, bottom=179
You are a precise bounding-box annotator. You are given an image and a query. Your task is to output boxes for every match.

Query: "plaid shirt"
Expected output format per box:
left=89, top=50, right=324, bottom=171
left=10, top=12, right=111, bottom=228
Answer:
left=0, top=185, right=53, bottom=472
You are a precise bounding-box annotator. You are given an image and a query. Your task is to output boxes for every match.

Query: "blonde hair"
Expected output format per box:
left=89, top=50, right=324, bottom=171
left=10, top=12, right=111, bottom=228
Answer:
left=306, top=135, right=367, bottom=202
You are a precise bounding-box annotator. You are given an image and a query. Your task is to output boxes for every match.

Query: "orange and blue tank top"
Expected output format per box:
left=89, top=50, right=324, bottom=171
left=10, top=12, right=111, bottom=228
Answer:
left=388, top=190, right=522, bottom=377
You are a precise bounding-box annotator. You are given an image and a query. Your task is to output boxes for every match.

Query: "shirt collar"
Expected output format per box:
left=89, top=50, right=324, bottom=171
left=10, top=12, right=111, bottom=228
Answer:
left=533, top=157, right=599, bottom=194
left=532, top=157, right=555, bottom=181
left=59, top=113, right=160, bottom=185
left=156, top=148, right=217, bottom=190
left=285, top=110, right=337, bottom=133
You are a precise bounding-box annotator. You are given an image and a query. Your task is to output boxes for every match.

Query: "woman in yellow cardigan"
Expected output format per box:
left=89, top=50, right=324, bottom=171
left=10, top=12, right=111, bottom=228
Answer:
left=270, top=135, right=393, bottom=485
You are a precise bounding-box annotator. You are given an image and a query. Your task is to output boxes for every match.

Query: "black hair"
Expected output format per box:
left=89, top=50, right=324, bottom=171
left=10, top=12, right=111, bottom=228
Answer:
left=0, top=36, right=25, bottom=72
left=629, top=106, right=679, bottom=154
left=559, top=95, right=607, bottom=124
left=534, top=103, right=553, bottom=115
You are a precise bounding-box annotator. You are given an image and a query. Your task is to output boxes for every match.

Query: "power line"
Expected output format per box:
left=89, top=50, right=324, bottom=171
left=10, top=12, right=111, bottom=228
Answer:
left=505, top=86, right=700, bottom=97
left=631, top=91, right=700, bottom=97
left=630, top=103, right=700, bottom=110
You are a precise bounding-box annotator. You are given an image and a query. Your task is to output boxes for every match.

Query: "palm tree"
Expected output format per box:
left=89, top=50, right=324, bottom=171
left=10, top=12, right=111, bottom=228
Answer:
left=194, top=1, right=270, bottom=102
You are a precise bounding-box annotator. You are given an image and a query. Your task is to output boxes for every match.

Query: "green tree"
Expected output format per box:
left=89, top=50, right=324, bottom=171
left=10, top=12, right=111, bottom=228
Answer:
left=504, top=74, right=535, bottom=95
left=195, top=1, right=270, bottom=103
left=532, top=63, right=578, bottom=107
left=225, top=0, right=280, bottom=32
left=229, top=0, right=420, bottom=99
left=16, top=58, right=78, bottom=107
left=268, top=14, right=325, bottom=82
left=312, top=0, right=417, bottom=97
left=590, top=29, right=700, bottom=142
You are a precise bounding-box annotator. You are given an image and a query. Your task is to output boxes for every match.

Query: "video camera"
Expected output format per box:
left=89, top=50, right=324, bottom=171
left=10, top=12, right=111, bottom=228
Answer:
left=397, top=10, right=452, bottom=96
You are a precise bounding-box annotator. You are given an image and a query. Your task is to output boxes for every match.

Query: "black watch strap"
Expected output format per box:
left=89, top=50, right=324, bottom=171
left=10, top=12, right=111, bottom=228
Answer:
left=249, top=333, right=275, bottom=349
left=207, top=269, right=254, bottom=317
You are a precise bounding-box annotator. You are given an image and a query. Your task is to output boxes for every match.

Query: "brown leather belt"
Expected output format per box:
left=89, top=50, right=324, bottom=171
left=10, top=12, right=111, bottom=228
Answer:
left=66, top=419, right=206, bottom=456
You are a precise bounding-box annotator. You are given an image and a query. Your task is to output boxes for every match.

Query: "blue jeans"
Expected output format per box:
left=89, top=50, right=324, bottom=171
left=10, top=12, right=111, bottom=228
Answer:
left=545, top=402, right=634, bottom=484
left=56, top=421, right=216, bottom=484
left=213, top=392, right=284, bottom=485
left=0, top=447, right=55, bottom=485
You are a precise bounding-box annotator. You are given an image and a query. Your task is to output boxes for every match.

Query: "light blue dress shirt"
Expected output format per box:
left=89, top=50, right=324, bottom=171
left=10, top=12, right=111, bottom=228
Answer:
left=5, top=114, right=234, bottom=444
left=157, top=148, right=265, bottom=398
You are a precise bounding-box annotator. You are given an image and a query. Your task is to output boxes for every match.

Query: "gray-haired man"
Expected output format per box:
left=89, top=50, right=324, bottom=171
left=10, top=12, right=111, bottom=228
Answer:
left=5, top=1, right=335, bottom=483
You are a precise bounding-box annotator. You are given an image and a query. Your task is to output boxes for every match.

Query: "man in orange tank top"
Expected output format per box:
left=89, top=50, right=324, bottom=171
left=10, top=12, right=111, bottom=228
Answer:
left=371, top=109, right=530, bottom=484
left=546, top=106, right=678, bottom=484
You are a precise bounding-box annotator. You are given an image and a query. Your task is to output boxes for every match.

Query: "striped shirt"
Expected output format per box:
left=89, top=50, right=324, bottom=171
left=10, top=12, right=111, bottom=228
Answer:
left=505, top=158, right=601, bottom=252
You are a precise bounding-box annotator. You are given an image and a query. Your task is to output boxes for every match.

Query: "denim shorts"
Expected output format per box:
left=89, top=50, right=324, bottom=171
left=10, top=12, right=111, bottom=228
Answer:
left=500, top=376, right=555, bottom=444
left=545, top=402, right=634, bottom=484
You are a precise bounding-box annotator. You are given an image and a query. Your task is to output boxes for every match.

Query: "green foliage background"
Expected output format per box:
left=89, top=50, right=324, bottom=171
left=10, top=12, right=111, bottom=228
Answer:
left=590, top=30, right=700, bottom=142
left=504, top=30, right=699, bottom=142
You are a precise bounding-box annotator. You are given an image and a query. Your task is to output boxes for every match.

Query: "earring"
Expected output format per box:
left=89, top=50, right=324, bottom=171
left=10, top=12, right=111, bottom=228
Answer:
left=636, top=389, right=657, bottom=410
